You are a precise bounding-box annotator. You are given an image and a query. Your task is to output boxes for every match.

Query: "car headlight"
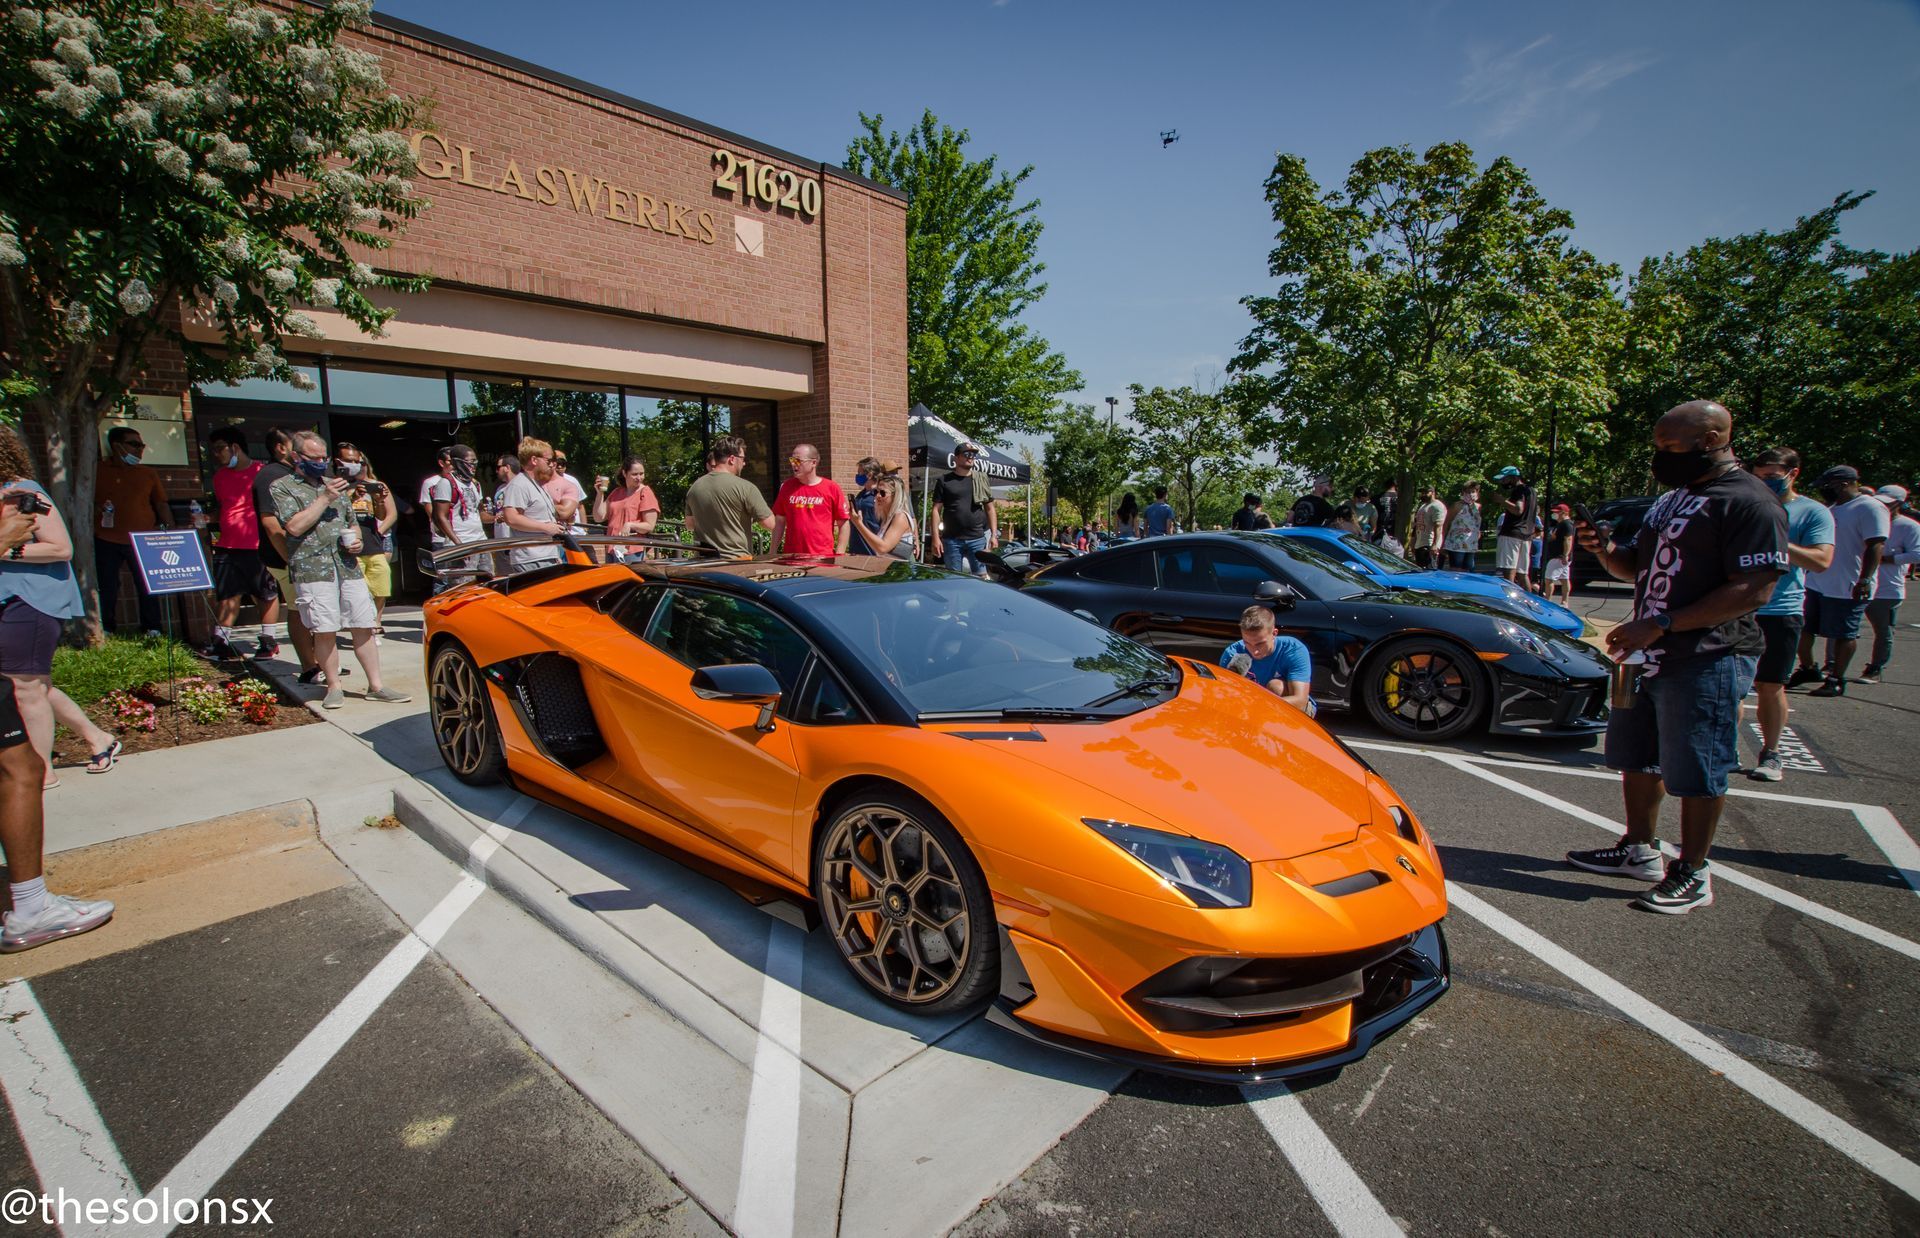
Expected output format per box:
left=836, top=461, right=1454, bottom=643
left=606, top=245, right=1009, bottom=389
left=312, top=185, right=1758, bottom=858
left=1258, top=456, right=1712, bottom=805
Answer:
left=1082, top=818, right=1252, bottom=908
left=1496, top=618, right=1552, bottom=659
left=1501, top=584, right=1549, bottom=614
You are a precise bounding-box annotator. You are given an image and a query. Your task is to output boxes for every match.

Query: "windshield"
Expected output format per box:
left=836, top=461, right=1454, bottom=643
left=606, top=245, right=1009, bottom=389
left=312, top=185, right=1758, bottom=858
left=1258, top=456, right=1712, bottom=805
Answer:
left=1252, top=537, right=1373, bottom=599
left=1334, top=534, right=1418, bottom=576
left=807, top=576, right=1175, bottom=718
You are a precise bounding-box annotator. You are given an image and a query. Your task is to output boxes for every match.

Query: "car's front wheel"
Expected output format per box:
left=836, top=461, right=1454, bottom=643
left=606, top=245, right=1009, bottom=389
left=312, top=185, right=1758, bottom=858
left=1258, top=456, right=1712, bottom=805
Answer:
left=429, top=643, right=506, bottom=784
left=813, top=788, right=997, bottom=1015
left=1359, top=636, right=1487, bottom=741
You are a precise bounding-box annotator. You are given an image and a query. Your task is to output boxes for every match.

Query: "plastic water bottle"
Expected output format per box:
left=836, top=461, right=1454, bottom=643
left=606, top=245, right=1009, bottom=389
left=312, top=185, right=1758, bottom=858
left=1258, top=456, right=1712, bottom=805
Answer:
left=189, top=499, right=206, bottom=530
left=101, top=499, right=114, bottom=530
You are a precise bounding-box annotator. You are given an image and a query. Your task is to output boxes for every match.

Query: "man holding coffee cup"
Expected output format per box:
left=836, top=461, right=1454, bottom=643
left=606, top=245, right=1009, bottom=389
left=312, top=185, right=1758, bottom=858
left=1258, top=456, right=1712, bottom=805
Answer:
left=1567, top=400, right=1786, bottom=915
left=269, top=431, right=411, bottom=710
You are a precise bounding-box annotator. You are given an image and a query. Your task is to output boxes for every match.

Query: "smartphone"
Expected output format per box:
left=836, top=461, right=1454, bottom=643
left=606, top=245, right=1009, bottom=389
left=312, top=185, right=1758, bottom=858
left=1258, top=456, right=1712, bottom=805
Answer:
left=1573, top=502, right=1595, bottom=528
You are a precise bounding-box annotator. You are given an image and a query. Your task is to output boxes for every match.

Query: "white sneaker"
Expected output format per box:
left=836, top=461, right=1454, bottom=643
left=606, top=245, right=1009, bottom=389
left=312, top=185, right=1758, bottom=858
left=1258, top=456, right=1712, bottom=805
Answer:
left=2, top=894, right=115, bottom=953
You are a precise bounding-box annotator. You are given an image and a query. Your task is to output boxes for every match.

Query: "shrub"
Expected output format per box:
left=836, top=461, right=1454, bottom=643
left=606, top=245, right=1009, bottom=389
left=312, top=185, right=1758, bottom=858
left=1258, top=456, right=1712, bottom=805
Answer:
left=52, top=635, right=201, bottom=707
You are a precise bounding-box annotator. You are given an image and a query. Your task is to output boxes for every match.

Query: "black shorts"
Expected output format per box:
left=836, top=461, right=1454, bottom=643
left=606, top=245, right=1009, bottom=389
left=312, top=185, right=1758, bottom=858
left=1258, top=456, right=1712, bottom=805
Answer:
left=213, top=548, right=276, bottom=603
left=0, top=675, right=24, bottom=749
left=0, top=598, right=61, bottom=676
left=1753, top=613, right=1803, bottom=685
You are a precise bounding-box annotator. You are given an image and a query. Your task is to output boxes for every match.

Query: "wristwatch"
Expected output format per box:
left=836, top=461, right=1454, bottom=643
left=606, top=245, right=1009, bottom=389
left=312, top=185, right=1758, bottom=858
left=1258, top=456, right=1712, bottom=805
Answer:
left=1652, top=612, right=1673, bottom=631
left=6, top=545, right=22, bottom=561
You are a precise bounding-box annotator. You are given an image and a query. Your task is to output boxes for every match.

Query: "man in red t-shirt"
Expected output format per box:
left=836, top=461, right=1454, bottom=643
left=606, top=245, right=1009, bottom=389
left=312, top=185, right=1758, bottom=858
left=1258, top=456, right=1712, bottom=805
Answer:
left=771, top=443, right=850, bottom=556
left=206, top=428, right=281, bottom=659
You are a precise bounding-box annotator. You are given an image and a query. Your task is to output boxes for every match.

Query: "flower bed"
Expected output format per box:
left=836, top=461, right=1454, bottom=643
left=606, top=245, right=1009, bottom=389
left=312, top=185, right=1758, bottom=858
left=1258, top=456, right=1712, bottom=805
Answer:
left=51, top=663, right=315, bottom=766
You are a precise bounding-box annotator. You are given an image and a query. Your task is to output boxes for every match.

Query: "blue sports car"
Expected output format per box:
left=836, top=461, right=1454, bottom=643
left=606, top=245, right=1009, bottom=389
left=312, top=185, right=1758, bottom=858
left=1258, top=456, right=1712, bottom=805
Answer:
left=1263, top=528, right=1586, bottom=637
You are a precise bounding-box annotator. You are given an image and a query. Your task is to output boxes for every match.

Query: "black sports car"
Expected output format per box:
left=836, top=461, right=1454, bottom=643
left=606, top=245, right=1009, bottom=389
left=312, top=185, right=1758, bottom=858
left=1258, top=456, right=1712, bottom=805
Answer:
left=1022, top=531, right=1610, bottom=740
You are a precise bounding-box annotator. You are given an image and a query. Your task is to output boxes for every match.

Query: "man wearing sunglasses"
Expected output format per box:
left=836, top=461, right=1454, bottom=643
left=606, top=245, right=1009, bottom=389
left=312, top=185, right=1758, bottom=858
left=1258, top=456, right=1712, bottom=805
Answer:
left=770, top=443, right=850, bottom=556
left=94, top=425, right=172, bottom=635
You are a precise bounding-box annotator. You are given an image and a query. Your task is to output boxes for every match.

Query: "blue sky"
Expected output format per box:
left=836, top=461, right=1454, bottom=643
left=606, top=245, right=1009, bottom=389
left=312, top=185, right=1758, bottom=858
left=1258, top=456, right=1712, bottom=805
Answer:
left=376, top=0, right=1920, bottom=447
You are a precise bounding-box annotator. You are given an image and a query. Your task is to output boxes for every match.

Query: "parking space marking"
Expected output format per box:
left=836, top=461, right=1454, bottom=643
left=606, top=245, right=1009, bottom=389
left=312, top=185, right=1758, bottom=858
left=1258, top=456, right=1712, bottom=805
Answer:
left=1241, top=1082, right=1401, bottom=1237
left=730, top=921, right=805, bottom=1238
left=1445, top=883, right=1920, bottom=1202
left=1349, top=741, right=1920, bottom=901
left=0, top=979, right=138, bottom=1233
left=1428, top=754, right=1920, bottom=962
left=129, top=875, right=487, bottom=1237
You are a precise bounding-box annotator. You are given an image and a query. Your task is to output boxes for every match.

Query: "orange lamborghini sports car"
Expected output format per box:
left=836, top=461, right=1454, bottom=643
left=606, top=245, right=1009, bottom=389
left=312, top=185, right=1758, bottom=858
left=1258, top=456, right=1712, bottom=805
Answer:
left=421, top=535, right=1449, bottom=1081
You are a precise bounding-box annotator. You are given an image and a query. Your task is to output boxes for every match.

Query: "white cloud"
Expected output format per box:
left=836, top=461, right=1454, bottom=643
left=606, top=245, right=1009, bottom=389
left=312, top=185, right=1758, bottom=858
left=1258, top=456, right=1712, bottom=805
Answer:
left=1457, top=35, right=1655, bottom=139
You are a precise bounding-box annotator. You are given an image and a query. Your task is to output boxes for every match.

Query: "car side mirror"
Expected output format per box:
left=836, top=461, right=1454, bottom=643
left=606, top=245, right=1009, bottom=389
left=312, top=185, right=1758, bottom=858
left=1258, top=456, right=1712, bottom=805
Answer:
left=1256, top=580, right=1300, bottom=610
left=692, top=664, right=782, bottom=731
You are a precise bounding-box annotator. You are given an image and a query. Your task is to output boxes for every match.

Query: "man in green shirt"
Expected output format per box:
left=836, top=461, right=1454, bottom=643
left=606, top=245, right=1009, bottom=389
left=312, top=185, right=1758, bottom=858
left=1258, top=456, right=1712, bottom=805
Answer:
left=270, top=431, right=411, bottom=710
left=684, top=435, right=774, bottom=557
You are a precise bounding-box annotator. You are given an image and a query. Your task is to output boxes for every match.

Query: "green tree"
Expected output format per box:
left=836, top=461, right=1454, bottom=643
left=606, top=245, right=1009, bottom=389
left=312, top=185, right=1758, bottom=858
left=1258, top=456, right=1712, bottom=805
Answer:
left=1608, top=192, right=1915, bottom=483
left=1042, top=402, right=1131, bottom=530
left=844, top=110, right=1082, bottom=442
left=1230, top=143, right=1623, bottom=534
left=0, top=0, right=424, bottom=638
left=1126, top=383, right=1259, bottom=532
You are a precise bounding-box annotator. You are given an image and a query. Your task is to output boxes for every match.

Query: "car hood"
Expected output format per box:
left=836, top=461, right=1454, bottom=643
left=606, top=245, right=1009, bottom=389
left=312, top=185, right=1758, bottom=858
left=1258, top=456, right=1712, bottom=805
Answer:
left=1381, top=573, right=1583, bottom=633
left=943, top=674, right=1371, bottom=862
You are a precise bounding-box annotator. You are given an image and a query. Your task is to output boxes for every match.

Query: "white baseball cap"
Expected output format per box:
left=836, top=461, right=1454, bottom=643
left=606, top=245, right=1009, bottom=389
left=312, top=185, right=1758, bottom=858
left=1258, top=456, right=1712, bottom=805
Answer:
left=1876, top=484, right=1908, bottom=504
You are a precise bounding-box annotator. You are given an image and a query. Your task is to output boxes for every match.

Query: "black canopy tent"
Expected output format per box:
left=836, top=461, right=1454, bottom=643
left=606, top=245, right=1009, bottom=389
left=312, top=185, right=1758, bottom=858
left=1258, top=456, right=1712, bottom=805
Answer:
left=907, top=404, right=1035, bottom=543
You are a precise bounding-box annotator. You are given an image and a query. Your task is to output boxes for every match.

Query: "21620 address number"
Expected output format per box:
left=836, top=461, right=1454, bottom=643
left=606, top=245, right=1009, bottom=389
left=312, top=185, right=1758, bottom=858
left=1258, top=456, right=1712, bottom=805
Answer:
left=712, top=149, right=821, bottom=218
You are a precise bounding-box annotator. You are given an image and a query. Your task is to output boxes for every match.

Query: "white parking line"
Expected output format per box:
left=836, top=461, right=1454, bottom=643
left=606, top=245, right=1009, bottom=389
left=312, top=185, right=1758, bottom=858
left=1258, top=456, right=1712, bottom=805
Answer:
left=1430, top=754, right=1920, bottom=962
left=731, top=921, right=805, bottom=1238
left=0, top=980, right=138, bottom=1237
left=1242, top=1082, right=1401, bottom=1237
left=128, top=875, right=487, bottom=1238
left=1445, top=883, right=1920, bottom=1202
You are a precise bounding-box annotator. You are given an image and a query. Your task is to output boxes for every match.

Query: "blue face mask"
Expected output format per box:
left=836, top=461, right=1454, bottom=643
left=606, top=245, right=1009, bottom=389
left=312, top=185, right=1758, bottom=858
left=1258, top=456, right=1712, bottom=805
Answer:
left=854, top=473, right=869, bottom=488
left=224, top=454, right=244, bottom=470
left=297, top=458, right=329, bottom=481
left=120, top=453, right=141, bottom=467
left=1761, top=475, right=1790, bottom=497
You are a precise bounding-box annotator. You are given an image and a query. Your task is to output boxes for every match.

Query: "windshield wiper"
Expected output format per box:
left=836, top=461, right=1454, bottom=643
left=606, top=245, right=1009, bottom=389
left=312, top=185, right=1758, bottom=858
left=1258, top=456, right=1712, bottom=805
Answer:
left=919, top=707, right=1117, bottom=723
left=1081, top=674, right=1181, bottom=709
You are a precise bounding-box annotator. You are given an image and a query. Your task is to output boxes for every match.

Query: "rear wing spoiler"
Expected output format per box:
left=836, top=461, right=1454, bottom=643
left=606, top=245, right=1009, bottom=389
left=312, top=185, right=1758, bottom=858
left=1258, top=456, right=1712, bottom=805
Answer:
left=416, top=533, right=728, bottom=584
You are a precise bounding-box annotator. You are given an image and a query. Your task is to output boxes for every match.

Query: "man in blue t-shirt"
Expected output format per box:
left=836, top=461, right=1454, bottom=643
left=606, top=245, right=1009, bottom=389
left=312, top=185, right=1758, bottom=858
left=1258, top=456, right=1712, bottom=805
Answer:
left=1221, top=605, right=1315, bottom=716
left=1747, top=448, right=1834, bottom=781
left=1143, top=486, right=1178, bottom=538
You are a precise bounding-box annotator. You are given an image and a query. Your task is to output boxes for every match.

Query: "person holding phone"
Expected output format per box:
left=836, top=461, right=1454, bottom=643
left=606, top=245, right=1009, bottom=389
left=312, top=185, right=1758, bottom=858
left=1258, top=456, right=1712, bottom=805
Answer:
left=332, top=443, right=397, bottom=636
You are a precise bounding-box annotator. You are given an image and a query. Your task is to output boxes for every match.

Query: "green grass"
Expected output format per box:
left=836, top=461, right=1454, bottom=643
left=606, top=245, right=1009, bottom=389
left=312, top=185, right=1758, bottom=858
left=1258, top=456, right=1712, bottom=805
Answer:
left=52, top=634, right=202, bottom=706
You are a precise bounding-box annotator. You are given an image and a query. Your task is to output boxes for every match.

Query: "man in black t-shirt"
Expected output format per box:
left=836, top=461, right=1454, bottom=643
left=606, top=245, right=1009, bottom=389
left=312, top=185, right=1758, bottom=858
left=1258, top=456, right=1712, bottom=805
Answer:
left=1490, top=466, right=1536, bottom=585
left=251, top=428, right=318, bottom=680
left=1373, top=482, right=1399, bottom=544
left=1289, top=477, right=1336, bottom=527
left=1230, top=493, right=1266, bottom=531
left=1567, top=400, right=1787, bottom=916
left=930, top=443, right=996, bottom=577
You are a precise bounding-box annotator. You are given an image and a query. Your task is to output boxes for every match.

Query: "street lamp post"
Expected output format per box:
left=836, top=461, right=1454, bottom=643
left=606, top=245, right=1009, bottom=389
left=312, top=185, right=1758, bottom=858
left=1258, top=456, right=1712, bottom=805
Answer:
left=1104, top=395, right=1118, bottom=531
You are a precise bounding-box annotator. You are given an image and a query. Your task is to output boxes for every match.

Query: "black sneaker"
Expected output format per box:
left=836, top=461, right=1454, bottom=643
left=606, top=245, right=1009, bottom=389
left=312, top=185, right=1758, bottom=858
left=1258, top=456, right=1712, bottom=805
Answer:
left=1633, top=862, right=1713, bottom=914
left=1567, top=841, right=1665, bottom=882
left=205, top=637, right=239, bottom=660
left=255, top=635, right=281, bottom=660
left=1786, top=666, right=1825, bottom=688
left=296, top=666, right=349, bottom=685
left=1810, top=678, right=1847, bottom=697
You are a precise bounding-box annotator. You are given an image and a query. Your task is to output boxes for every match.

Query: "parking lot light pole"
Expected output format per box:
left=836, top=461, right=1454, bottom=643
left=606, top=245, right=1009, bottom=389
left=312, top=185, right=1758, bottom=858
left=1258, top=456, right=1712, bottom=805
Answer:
left=1105, top=395, right=1118, bottom=530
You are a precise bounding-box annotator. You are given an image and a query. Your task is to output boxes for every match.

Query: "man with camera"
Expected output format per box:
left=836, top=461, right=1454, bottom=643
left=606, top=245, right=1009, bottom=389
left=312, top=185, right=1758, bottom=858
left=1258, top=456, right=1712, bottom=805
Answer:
left=268, top=432, right=410, bottom=710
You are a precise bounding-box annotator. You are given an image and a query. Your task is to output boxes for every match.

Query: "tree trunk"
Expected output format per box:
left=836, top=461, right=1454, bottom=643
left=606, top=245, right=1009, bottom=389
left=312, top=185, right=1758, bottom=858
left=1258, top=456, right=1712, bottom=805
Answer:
left=35, top=394, right=106, bottom=647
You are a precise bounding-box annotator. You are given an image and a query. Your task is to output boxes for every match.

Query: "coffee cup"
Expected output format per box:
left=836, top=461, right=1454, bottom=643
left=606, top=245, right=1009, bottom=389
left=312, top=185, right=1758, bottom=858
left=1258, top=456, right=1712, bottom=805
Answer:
left=1609, top=650, right=1647, bottom=709
left=338, top=526, right=363, bottom=555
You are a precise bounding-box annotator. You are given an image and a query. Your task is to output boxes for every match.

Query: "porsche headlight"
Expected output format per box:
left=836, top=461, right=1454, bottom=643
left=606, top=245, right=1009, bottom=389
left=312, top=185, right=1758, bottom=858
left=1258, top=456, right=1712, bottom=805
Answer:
left=1496, top=618, right=1548, bottom=657
left=1082, top=818, right=1252, bottom=908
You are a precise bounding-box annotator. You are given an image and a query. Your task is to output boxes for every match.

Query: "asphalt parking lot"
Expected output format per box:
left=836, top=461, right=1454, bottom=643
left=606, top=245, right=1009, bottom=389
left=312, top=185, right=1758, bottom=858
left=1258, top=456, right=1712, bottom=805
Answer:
left=5, top=586, right=1915, bottom=1236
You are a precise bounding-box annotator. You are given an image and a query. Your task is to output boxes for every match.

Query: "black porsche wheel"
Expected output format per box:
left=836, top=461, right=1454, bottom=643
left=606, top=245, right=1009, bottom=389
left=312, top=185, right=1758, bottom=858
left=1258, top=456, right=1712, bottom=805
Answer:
left=813, top=789, right=997, bottom=1015
left=430, top=644, right=506, bottom=784
left=1360, top=636, right=1487, bottom=741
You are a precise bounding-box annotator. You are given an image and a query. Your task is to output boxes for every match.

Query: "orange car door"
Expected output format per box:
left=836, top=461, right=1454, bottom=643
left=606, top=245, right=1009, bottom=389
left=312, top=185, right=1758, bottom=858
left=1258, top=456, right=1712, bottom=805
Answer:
left=576, top=587, right=807, bottom=879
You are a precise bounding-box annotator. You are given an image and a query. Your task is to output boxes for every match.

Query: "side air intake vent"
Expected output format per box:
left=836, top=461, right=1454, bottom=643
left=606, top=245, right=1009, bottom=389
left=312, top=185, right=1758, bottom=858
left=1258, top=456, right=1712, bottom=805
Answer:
left=514, top=653, right=606, bottom=769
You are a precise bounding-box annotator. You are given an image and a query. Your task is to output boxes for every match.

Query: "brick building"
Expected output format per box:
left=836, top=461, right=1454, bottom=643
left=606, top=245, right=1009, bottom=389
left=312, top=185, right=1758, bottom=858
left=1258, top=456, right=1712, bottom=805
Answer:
left=66, top=10, right=907, bottom=597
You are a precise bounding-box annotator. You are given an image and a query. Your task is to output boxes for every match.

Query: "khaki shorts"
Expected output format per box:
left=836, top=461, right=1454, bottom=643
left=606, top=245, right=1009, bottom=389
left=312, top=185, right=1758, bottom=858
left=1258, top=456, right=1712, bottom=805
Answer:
left=294, top=574, right=378, bottom=635
left=1495, top=535, right=1530, bottom=571
left=266, top=565, right=296, bottom=605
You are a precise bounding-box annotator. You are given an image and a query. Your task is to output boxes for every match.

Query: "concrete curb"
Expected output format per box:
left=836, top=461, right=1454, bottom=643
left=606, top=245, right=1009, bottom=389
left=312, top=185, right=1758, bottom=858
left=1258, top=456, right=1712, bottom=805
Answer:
left=389, top=781, right=771, bottom=1071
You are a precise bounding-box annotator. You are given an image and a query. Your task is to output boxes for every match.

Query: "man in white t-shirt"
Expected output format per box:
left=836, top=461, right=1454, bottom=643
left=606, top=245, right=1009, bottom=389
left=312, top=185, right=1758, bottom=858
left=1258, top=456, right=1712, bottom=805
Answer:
left=498, top=437, right=566, bottom=573
left=424, top=445, right=487, bottom=589
left=1861, top=485, right=1919, bottom=685
left=1798, top=466, right=1890, bottom=697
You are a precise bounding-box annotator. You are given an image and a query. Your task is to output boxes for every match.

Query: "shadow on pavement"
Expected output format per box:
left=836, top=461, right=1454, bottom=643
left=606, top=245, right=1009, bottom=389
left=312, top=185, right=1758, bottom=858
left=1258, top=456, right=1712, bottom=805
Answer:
left=1437, top=843, right=1633, bottom=904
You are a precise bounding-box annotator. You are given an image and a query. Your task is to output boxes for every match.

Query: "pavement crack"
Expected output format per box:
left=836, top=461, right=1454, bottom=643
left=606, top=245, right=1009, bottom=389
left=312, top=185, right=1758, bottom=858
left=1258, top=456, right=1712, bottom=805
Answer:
left=3, top=1012, right=137, bottom=1194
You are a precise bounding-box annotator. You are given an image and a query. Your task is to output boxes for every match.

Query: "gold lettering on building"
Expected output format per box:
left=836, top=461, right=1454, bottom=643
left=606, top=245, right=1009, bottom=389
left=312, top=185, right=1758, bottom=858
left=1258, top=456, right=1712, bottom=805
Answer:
left=405, top=131, right=718, bottom=246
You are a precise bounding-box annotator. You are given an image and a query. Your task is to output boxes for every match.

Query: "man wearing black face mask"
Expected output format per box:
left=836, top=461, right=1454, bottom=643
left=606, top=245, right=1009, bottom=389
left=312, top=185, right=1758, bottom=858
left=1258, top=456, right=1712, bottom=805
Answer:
left=1567, top=400, right=1787, bottom=915
left=425, top=445, right=486, bottom=594
left=1795, top=465, right=1889, bottom=697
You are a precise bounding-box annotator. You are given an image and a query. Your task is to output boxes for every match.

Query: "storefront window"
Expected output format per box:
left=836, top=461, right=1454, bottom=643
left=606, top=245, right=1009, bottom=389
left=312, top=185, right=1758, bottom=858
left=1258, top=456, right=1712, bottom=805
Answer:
left=712, top=398, right=776, bottom=499
left=101, top=395, right=193, bottom=466
left=529, top=380, right=618, bottom=482
left=453, top=374, right=526, bottom=463
left=202, top=367, right=322, bottom=404
left=623, top=392, right=708, bottom=515
left=325, top=362, right=452, bottom=415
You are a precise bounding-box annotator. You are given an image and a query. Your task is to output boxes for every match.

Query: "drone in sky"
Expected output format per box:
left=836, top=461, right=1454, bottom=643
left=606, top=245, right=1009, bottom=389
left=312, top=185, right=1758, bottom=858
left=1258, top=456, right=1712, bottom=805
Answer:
left=1160, top=129, right=1180, bottom=148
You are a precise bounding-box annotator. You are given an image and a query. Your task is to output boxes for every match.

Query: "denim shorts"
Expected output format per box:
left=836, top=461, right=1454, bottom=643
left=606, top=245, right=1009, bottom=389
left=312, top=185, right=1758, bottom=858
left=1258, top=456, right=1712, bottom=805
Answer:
left=1604, top=652, right=1755, bottom=798
left=1805, top=589, right=1867, bottom=640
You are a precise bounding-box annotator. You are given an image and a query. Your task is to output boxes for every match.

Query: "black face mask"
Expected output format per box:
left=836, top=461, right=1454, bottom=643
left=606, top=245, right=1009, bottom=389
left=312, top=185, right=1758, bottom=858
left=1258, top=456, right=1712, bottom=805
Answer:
left=1819, top=484, right=1847, bottom=504
left=1650, top=448, right=1720, bottom=488
left=451, top=458, right=476, bottom=482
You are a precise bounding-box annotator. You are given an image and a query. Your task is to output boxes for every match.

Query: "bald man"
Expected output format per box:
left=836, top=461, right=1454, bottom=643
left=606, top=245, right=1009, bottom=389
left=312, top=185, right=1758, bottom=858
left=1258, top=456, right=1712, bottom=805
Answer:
left=1567, top=400, right=1787, bottom=915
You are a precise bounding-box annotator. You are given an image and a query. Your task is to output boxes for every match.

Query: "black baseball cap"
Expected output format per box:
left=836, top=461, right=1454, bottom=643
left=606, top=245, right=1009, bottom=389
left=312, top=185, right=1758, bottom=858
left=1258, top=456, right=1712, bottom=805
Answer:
left=1812, top=465, right=1859, bottom=488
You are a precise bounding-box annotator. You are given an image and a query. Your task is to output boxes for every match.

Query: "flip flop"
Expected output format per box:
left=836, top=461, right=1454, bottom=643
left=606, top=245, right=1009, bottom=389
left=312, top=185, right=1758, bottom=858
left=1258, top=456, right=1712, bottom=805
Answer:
left=85, top=738, right=122, bottom=775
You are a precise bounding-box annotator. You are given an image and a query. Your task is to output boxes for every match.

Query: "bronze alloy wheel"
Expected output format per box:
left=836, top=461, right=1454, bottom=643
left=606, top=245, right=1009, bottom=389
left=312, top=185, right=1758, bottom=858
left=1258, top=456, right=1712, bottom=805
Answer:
left=430, top=645, right=505, bottom=784
left=815, top=792, right=995, bottom=1013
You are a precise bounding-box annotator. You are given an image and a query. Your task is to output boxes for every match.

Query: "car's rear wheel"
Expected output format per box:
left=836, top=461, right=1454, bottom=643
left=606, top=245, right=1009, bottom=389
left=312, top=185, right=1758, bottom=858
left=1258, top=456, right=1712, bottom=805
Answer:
left=813, top=789, right=997, bottom=1015
left=430, top=644, right=506, bottom=784
left=1360, top=636, right=1487, bottom=741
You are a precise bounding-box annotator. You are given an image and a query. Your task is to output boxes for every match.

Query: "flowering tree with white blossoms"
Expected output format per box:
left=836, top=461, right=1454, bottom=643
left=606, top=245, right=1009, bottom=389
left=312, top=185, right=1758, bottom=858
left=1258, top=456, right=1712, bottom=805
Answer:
left=0, top=0, right=426, bottom=639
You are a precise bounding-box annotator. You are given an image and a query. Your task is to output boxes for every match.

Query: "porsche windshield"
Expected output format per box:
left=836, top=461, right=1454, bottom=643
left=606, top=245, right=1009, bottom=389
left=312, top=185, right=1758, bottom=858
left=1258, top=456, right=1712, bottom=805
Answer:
left=808, top=577, right=1177, bottom=719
